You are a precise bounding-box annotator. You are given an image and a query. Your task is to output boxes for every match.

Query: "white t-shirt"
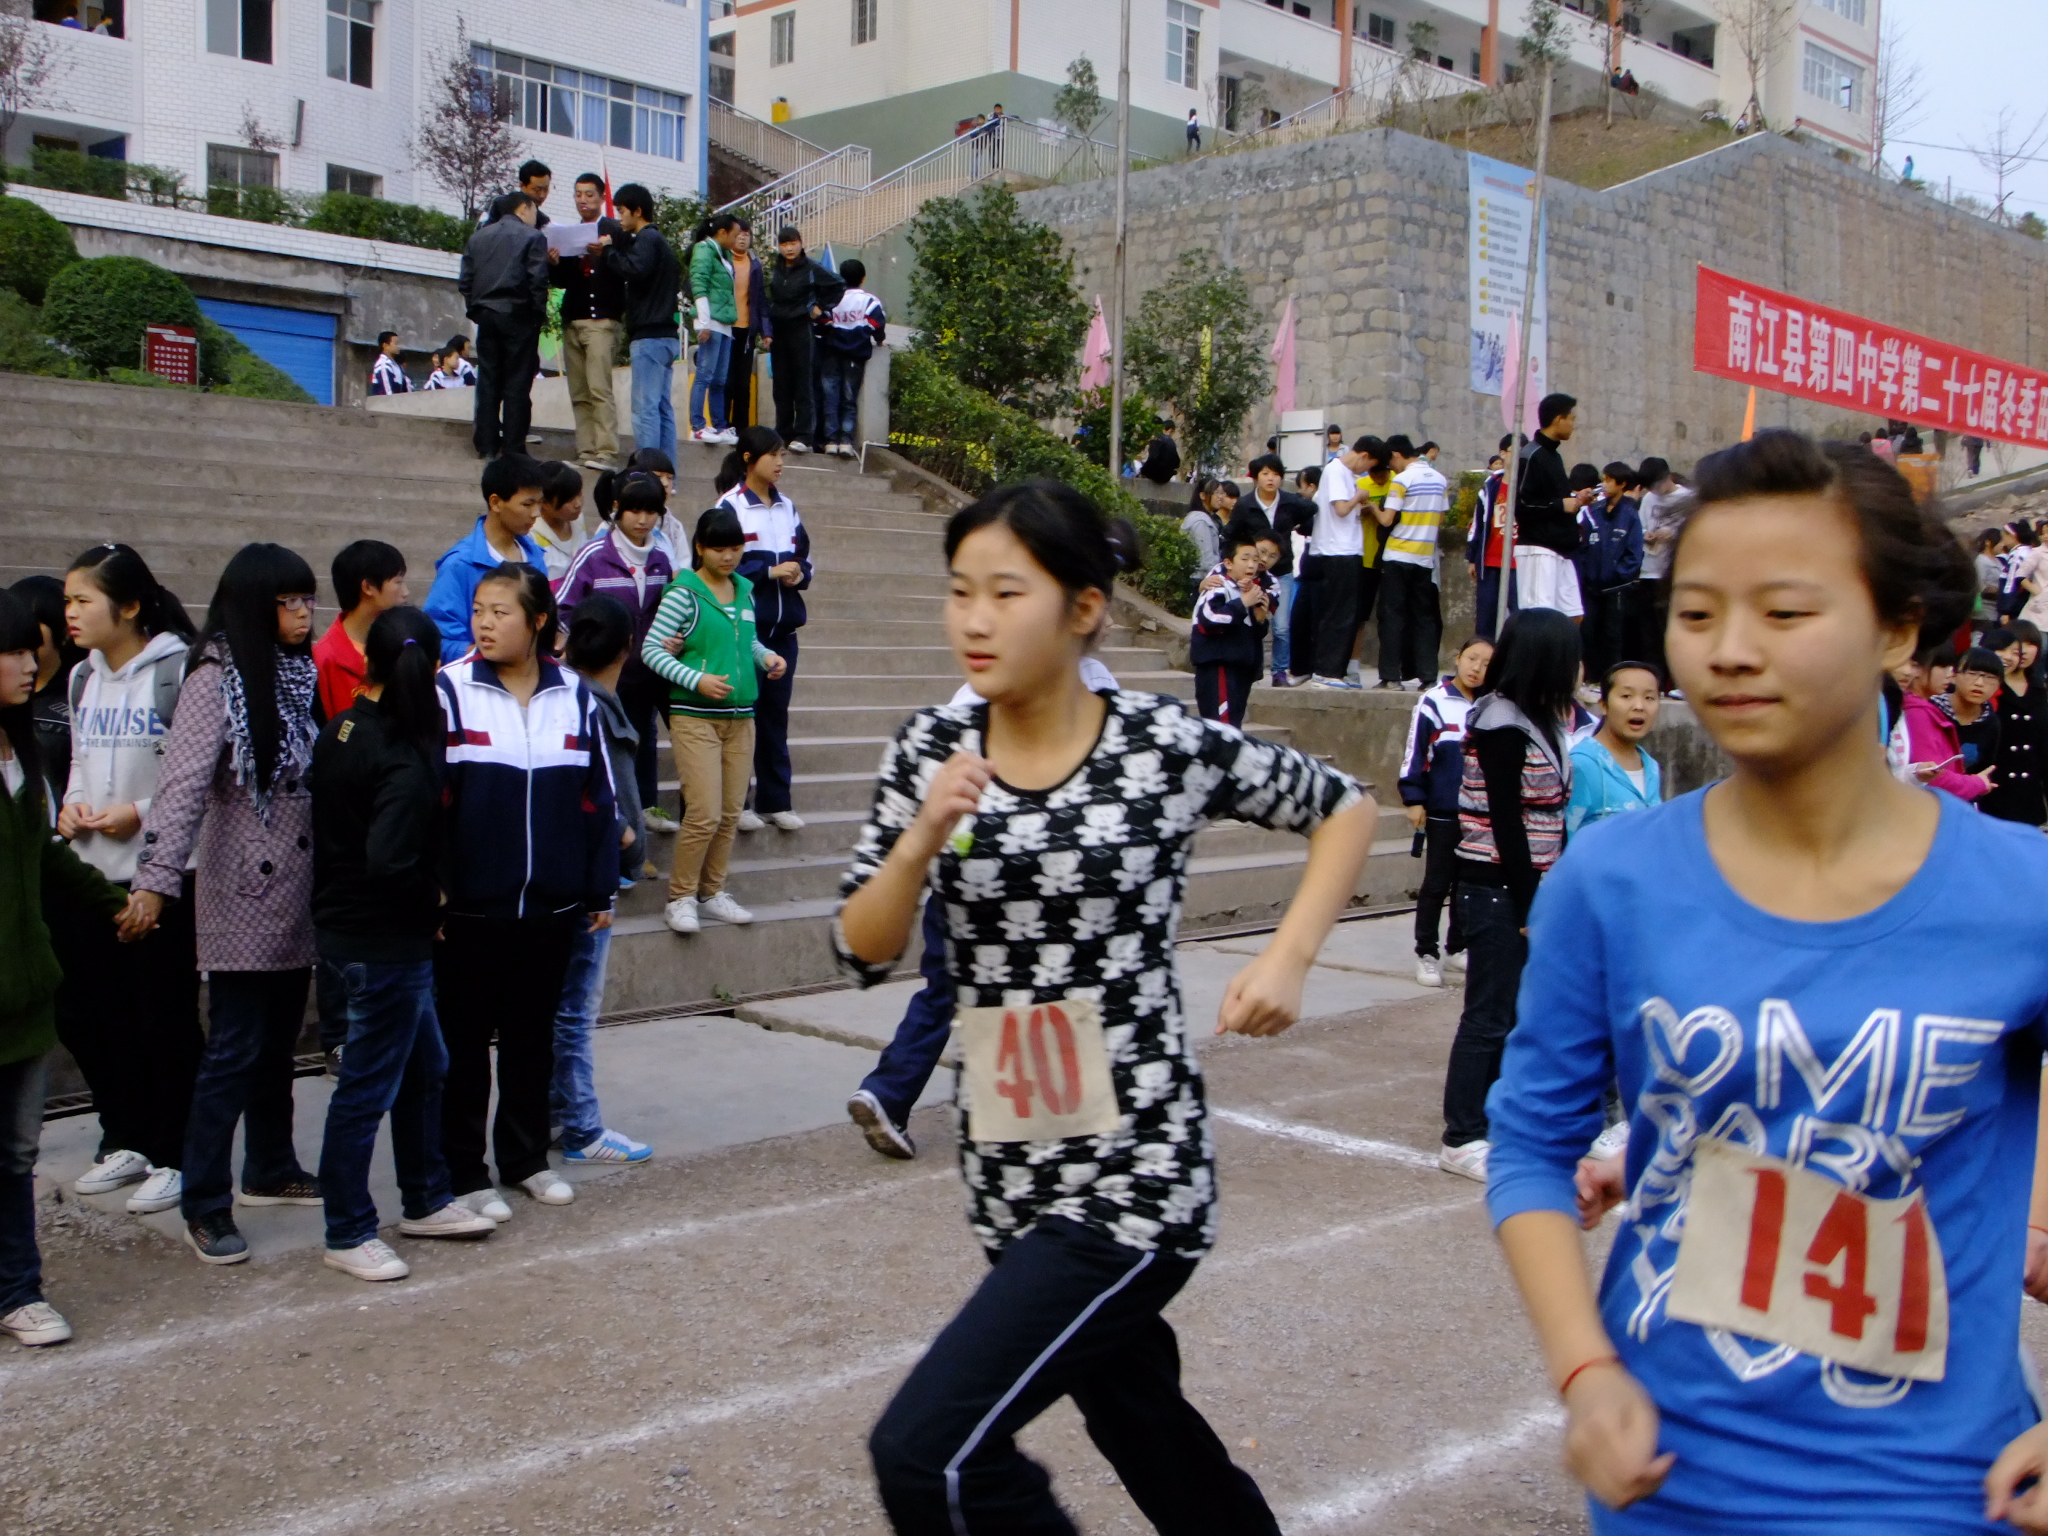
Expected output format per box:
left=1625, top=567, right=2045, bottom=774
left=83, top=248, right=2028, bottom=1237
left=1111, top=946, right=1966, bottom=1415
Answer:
left=1624, top=765, right=1647, bottom=795
left=1312, top=459, right=1364, bottom=558
left=951, top=657, right=1118, bottom=707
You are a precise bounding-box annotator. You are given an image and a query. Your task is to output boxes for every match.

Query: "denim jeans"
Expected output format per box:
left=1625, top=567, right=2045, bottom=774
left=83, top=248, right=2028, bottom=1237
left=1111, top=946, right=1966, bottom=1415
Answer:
left=315, top=957, right=454, bottom=1249
left=0, top=1051, right=47, bottom=1313
left=1270, top=572, right=1293, bottom=676
left=1442, top=882, right=1527, bottom=1147
left=685, top=330, right=729, bottom=436
left=858, top=898, right=953, bottom=1127
left=632, top=336, right=681, bottom=462
left=818, top=351, right=863, bottom=445
left=182, top=968, right=314, bottom=1221
left=550, top=923, right=611, bottom=1153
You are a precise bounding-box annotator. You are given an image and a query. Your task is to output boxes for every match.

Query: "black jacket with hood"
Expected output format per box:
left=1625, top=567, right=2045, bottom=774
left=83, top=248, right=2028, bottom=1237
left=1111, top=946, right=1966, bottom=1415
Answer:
left=765, top=250, right=844, bottom=326
left=604, top=223, right=682, bottom=341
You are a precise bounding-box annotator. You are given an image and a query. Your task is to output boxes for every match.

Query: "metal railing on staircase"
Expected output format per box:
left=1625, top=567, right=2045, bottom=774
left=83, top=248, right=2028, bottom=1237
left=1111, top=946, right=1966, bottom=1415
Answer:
left=708, top=100, right=834, bottom=179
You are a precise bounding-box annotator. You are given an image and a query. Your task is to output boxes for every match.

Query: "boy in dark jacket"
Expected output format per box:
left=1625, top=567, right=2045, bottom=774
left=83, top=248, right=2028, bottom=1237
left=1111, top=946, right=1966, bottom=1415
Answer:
left=458, top=191, right=550, bottom=461
left=766, top=226, right=844, bottom=453
left=1579, top=462, right=1645, bottom=681
left=598, top=183, right=682, bottom=464
left=1190, top=529, right=1275, bottom=729
left=817, top=257, right=886, bottom=456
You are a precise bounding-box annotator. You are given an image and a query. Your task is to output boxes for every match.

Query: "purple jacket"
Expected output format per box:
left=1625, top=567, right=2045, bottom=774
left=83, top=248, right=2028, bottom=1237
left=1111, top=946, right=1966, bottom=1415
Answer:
left=133, top=651, right=315, bottom=972
left=556, top=527, right=677, bottom=644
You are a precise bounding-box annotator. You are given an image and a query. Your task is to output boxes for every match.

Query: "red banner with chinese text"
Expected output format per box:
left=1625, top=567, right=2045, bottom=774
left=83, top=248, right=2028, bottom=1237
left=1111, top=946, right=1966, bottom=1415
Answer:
left=1694, top=264, right=2044, bottom=448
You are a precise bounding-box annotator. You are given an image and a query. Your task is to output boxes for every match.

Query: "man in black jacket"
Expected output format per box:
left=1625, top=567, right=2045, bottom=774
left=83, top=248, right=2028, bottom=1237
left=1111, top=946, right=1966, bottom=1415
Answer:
left=766, top=225, right=842, bottom=453
left=1511, top=392, right=1593, bottom=621
left=459, top=191, right=550, bottom=461
left=553, top=172, right=626, bottom=469
left=1235, top=453, right=1315, bottom=685
left=598, top=183, right=682, bottom=465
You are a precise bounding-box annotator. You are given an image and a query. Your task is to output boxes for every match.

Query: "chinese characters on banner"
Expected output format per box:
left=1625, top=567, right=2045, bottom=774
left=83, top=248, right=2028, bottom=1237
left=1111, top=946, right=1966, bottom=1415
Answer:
left=1468, top=153, right=1548, bottom=398
left=1695, top=264, right=2047, bottom=449
left=142, top=324, right=198, bottom=385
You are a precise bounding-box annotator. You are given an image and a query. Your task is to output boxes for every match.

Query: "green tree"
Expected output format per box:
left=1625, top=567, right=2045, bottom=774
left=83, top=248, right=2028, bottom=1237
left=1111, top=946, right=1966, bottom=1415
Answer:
left=43, top=255, right=200, bottom=374
left=1124, top=249, right=1268, bottom=473
left=905, top=183, right=1091, bottom=416
left=0, top=194, right=77, bottom=303
left=1053, top=55, right=1104, bottom=140
left=2019, top=211, right=2047, bottom=241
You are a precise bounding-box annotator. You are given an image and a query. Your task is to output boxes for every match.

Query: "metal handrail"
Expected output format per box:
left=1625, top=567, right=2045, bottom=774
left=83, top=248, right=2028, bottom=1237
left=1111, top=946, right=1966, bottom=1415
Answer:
left=708, top=99, right=833, bottom=178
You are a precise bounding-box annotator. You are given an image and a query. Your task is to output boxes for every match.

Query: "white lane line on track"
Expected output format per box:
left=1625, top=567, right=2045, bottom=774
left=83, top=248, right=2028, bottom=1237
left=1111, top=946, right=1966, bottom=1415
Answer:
left=1204, top=1191, right=1480, bottom=1273
left=1210, top=1107, right=1441, bottom=1170
left=0, top=1171, right=951, bottom=1389
left=1283, top=1402, right=1565, bottom=1530
left=233, top=1343, right=930, bottom=1536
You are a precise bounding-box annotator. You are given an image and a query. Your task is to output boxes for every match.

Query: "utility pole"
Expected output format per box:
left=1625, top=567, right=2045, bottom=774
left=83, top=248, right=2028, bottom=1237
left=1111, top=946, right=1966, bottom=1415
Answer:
left=1496, top=60, right=1553, bottom=637
left=1108, top=0, right=1132, bottom=486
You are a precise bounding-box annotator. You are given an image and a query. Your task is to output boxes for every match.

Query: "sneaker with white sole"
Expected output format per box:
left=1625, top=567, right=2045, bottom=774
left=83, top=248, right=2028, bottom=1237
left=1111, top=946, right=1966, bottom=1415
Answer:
left=74, top=1148, right=151, bottom=1195
left=663, top=895, right=701, bottom=933
left=642, top=807, right=681, bottom=835
left=699, top=892, right=754, bottom=925
left=238, top=1175, right=321, bottom=1207
left=455, top=1189, right=513, bottom=1223
left=847, top=1090, right=916, bottom=1160
left=184, top=1211, right=250, bottom=1264
left=1414, top=954, right=1444, bottom=988
left=323, top=1238, right=410, bottom=1282
left=736, top=808, right=765, bottom=833
left=767, top=810, right=805, bottom=831
left=0, top=1301, right=72, bottom=1347
left=693, top=427, right=722, bottom=442
left=519, top=1171, right=574, bottom=1205
left=563, top=1128, right=653, bottom=1163
left=1438, top=1139, right=1491, bottom=1183
left=1445, top=950, right=1467, bottom=973
left=787, top=440, right=810, bottom=454
left=398, top=1202, right=499, bottom=1239
left=126, top=1166, right=182, bottom=1214
left=1588, top=1120, right=1631, bottom=1162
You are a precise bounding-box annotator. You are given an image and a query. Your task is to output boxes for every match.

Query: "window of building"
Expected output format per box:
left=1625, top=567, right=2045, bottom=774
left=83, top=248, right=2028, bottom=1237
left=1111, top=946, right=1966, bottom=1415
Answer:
left=1293, top=3, right=1310, bottom=14
left=710, top=29, right=735, bottom=102
left=1814, top=0, right=1866, bottom=22
left=1220, top=74, right=1240, bottom=132
left=1469, top=48, right=1482, bottom=77
left=33, top=1, right=124, bottom=34
left=770, top=10, right=795, bottom=66
left=1166, top=0, right=1200, bottom=87
left=1802, top=40, right=1865, bottom=113
left=1363, top=11, right=1397, bottom=47
left=326, top=0, right=373, bottom=87
left=474, top=46, right=693, bottom=160
left=326, top=164, right=382, bottom=197
left=208, top=143, right=277, bottom=188
left=205, top=0, right=271, bottom=62
left=852, top=0, right=877, bottom=46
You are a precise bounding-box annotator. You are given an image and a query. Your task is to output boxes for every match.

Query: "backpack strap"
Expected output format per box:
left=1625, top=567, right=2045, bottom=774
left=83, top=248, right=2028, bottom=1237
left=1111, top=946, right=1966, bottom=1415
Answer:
left=153, top=653, right=183, bottom=730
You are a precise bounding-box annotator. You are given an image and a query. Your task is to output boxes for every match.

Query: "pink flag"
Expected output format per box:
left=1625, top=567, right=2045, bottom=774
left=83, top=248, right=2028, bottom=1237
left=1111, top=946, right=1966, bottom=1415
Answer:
left=1079, top=297, right=1112, bottom=392
left=1501, top=312, right=1539, bottom=437
left=1269, top=295, right=1297, bottom=418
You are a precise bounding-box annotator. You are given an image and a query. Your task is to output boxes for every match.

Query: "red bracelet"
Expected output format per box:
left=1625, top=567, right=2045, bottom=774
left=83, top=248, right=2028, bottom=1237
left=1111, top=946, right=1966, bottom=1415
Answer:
left=1558, top=1354, right=1621, bottom=1399
left=2032, top=1224, right=2048, bottom=1236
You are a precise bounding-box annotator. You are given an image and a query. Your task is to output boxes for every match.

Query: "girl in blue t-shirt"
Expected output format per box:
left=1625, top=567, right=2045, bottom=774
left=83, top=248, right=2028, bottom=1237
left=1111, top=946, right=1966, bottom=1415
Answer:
left=1486, top=430, right=2048, bottom=1534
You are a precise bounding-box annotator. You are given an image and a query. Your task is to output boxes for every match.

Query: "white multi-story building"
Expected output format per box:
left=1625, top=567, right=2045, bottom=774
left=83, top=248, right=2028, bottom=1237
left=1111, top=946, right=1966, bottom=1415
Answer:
left=710, top=0, right=1876, bottom=175
left=11, top=0, right=708, bottom=214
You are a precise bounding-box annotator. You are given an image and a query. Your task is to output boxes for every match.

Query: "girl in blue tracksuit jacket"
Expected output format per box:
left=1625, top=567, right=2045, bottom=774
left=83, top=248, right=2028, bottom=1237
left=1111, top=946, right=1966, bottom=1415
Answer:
left=718, top=426, right=812, bottom=828
left=435, top=563, right=616, bottom=1221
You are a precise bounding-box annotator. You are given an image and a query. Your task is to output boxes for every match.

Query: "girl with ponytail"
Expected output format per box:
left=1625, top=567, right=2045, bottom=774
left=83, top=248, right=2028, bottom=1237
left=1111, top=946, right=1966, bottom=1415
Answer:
left=308, top=606, right=497, bottom=1283
left=52, top=544, right=204, bottom=1222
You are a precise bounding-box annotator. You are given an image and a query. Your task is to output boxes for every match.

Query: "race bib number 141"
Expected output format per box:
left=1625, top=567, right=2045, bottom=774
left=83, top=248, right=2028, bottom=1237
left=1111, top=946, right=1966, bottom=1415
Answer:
left=1667, top=1138, right=1948, bottom=1381
left=957, top=999, right=1120, bottom=1143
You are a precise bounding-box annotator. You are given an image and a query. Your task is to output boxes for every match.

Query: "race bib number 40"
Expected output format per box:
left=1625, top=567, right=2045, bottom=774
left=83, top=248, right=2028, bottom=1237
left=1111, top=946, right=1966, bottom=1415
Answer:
left=1667, top=1138, right=1948, bottom=1381
left=956, top=1000, right=1119, bottom=1143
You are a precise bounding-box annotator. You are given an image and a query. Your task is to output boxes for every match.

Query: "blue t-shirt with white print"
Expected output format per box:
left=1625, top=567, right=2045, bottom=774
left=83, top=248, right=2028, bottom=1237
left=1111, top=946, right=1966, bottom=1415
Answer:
left=1487, top=788, right=2048, bottom=1534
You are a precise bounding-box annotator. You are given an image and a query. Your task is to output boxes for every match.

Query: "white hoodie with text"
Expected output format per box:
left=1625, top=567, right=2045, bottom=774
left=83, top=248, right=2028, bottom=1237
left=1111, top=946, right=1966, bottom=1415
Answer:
left=63, top=629, right=189, bottom=884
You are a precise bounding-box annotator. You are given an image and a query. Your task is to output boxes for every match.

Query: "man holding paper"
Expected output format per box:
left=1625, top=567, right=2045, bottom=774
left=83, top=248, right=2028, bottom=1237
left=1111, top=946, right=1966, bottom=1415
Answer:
left=551, top=172, right=626, bottom=470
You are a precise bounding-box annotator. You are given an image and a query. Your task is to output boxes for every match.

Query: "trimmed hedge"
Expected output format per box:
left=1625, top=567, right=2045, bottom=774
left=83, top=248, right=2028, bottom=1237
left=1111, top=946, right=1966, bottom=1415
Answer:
left=302, top=191, right=474, bottom=253
left=43, top=255, right=201, bottom=374
left=0, top=292, right=90, bottom=379
left=14, top=146, right=128, bottom=200
left=889, top=350, right=1198, bottom=614
left=0, top=195, right=79, bottom=304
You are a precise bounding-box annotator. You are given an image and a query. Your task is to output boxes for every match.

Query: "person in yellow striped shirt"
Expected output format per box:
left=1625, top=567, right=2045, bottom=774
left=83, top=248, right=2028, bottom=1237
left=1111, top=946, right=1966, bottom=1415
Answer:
left=1377, top=434, right=1449, bottom=690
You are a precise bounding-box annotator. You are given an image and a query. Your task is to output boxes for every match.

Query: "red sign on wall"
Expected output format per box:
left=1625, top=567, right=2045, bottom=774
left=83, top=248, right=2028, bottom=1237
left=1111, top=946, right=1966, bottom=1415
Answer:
left=1694, top=264, right=2046, bottom=448
left=143, top=324, right=198, bottom=385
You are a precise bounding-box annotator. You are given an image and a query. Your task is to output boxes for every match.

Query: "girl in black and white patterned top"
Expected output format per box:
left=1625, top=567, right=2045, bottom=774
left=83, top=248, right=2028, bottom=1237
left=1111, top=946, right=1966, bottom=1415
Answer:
left=838, top=482, right=1377, bottom=1535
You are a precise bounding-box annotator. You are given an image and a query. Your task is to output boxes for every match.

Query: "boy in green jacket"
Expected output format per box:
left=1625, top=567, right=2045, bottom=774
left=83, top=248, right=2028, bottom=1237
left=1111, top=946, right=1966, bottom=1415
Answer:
left=640, top=506, right=785, bottom=934
left=0, top=589, right=133, bottom=1347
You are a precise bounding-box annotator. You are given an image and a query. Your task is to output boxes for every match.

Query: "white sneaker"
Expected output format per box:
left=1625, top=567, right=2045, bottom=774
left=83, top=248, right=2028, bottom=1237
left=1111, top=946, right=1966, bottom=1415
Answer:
left=74, top=1148, right=152, bottom=1195
left=1438, top=1140, right=1491, bottom=1183
left=787, top=440, right=810, bottom=454
left=519, top=1171, right=575, bottom=1205
left=126, top=1167, right=182, bottom=1214
left=1445, top=951, right=1467, bottom=973
left=693, top=427, right=722, bottom=442
left=399, top=1202, right=499, bottom=1239
left=736, top=808, right=765, bottom=833
left=663, top=896, right=701, bottom=934
left=1589, top=1120, right=1631, bottom=1162
left=714, top=428, right=739, bottom=445
left=700, top=891, right=754, bottom=925
left=323, top=1238, right=410, bottom=1282
left=0, top=1301, right=72, bottom=1347
left=455, top=1188, right=513, bottom=1224
left=642, top=807, right=681, bottom=835
left=1414, top=954, right=1444, bottom=988
left=767, top=810, right=805, bottom=831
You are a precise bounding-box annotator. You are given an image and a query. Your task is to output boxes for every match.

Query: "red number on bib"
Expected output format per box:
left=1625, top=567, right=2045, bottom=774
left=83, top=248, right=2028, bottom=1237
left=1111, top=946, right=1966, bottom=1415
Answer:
left=1895, top=1199, right=1932, bottom=1354
left=1028, top=1006, right=1083, bottom=1116
left=1741, top=1166, right=1787, bottom=1311
left=1802, top=1191, right=1880, bottom=1341
left=994, top=1013, right=1035, bottom=1119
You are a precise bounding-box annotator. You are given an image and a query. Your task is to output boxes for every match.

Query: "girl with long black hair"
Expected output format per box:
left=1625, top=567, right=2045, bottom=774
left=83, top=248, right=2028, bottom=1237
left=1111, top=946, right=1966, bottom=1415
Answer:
left=1437, top=605, right=1583, bottom=1183
left=0, top=588, right=133, bottom=1346
left=129, top=543, right=323, bottom=1265
left=310, top=607, right=498, bottom=1283
left=840, top=480, right=1376, bottom=1534
left=54, top=544, right=202, bottom=1217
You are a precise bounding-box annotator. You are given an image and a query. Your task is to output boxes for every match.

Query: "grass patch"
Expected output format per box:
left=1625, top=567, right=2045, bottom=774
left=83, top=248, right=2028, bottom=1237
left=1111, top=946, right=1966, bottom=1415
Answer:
left=1449, top=108, right=1737, bottom=190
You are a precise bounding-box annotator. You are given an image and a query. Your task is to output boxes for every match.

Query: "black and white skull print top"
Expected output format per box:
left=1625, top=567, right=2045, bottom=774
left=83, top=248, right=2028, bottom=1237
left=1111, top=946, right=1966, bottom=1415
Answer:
left=835, top=689, right=1365, bottom=1260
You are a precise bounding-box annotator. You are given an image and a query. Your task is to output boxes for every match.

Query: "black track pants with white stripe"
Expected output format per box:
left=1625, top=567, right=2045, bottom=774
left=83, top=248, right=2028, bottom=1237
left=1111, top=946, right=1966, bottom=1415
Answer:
left=869, top=1216, right=1280, bottom=1536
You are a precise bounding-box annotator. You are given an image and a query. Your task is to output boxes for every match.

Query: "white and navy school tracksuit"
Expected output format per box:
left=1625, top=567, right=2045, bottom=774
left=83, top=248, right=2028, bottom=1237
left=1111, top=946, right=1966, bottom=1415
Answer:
left=721, top=482, right=812, bottom=816
left=1397, top=676, right=1477, bottom=960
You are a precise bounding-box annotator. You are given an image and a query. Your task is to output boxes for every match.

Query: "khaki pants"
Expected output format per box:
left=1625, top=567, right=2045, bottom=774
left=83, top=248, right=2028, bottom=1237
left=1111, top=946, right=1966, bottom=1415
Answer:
left=560, top=318, right=621, bottom=462
left=669, top=714, right=754, bottom=900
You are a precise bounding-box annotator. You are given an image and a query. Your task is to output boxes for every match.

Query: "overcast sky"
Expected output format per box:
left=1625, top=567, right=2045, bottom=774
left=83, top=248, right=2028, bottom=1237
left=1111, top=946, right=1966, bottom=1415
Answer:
left=1878, top=0, right=2048, bottom=220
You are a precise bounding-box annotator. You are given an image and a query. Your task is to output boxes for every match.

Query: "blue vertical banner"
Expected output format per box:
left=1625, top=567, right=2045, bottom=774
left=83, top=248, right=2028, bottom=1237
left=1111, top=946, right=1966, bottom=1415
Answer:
left=1468, top=152, right=1549, bottom=400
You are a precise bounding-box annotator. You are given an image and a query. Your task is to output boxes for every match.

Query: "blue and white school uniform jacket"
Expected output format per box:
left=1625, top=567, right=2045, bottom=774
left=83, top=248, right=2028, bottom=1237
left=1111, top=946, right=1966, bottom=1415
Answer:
left=369, top=354, right=412, bottom=395
left=721, top=483, right=812, bottom=639
left=436, top=656, right=618, bottom=921
left=1398, top=677, right=1477, bottom=815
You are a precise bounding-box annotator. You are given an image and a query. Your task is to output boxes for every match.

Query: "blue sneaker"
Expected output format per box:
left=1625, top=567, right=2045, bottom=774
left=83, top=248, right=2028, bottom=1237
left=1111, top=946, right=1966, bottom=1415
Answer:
left=563, top=1128, right=653, bottom=1164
